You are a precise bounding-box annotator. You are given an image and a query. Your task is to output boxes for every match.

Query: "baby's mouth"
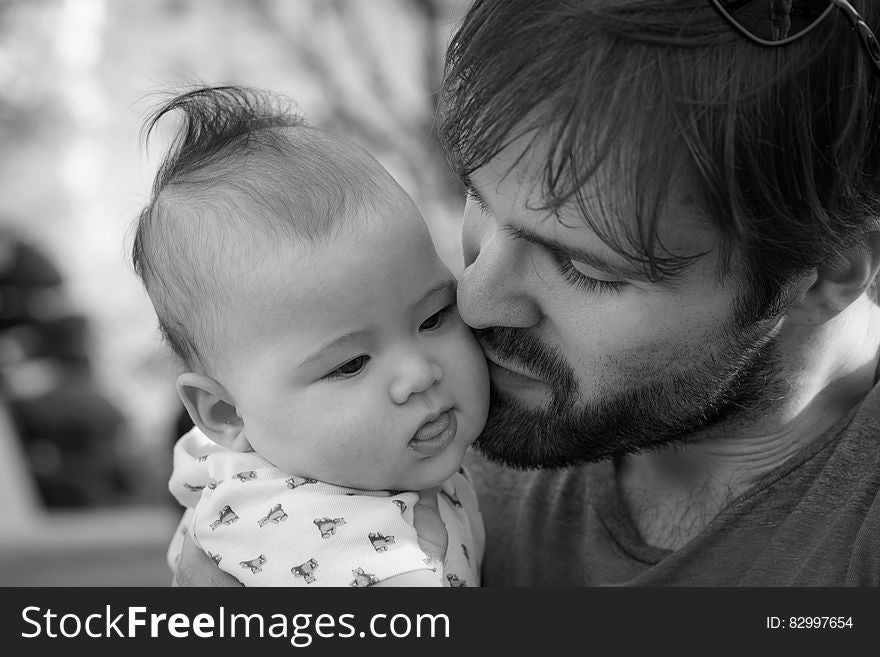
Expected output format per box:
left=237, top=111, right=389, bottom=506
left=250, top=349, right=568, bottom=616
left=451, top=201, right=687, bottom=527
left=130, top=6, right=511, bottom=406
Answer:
left=412, top=411, right=450, bottom=441
left=408, top=409, right=457, bottom=455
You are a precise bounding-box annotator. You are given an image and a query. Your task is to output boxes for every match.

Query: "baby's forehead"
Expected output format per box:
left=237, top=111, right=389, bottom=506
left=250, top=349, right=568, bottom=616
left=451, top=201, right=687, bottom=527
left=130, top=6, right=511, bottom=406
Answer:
left=173, top=139, right=405, bottom=238
left=166, top=125, right=425, bottom=299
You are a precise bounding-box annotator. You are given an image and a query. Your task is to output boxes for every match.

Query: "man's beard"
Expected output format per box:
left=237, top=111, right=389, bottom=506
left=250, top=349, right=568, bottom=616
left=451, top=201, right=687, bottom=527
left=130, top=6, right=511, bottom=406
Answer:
left=473, top=312, right=785, bottom=470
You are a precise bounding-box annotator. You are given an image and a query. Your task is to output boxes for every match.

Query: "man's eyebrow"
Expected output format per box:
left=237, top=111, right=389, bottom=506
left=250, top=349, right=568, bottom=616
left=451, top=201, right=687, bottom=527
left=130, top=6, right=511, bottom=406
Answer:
left=506, top=224, right=661, bottom=284
left=299, top=329, right=371, bottom=368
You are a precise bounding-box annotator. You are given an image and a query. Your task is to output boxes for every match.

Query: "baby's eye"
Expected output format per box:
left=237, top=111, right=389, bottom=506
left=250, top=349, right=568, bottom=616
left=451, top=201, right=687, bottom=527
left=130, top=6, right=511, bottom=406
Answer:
left=326, top=355, right=370, bottom=380
left=420, top=305, right=454, bottom=331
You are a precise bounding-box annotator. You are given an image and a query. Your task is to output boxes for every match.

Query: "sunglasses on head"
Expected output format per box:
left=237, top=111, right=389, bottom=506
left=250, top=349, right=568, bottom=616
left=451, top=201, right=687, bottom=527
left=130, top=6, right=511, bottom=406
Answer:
left=710, top=0, right=880, bottom=74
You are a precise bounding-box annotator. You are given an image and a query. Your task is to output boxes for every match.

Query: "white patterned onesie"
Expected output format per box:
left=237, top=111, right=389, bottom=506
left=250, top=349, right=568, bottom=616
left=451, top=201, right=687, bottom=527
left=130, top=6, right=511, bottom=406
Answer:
left=168, top=428, right=483, bottom=587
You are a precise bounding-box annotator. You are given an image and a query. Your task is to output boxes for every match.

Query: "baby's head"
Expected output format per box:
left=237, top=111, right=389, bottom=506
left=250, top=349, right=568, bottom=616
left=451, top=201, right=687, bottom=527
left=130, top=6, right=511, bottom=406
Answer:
left=134, top=86, right=488, bottom=490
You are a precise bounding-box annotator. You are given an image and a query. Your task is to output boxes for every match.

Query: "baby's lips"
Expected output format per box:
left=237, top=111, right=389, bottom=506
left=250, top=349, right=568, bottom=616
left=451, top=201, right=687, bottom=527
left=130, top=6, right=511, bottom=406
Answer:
left=411, top=410, right=451, bottom=442
left=408, top=409, right=457, bottom=456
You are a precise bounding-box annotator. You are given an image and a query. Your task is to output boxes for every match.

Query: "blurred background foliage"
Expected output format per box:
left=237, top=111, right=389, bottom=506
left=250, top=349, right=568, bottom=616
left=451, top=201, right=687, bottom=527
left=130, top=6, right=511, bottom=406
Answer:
left=0, top=0, right=467, bottom=584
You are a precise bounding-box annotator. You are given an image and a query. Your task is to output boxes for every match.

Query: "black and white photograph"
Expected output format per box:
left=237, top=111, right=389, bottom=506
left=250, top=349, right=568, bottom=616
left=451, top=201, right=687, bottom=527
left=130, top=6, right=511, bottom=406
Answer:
left=1, top=0, right=878, bottom=651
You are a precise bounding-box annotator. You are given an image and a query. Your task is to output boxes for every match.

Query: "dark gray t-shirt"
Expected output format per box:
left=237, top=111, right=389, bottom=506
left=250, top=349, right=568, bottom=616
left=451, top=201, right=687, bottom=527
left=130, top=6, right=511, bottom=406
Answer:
left=466, top=383, right=880, bottom=586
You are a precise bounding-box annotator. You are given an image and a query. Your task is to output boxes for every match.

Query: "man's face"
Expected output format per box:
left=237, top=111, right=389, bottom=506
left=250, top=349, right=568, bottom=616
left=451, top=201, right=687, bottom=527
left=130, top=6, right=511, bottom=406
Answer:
left=457, top=135, right=785, bottom=469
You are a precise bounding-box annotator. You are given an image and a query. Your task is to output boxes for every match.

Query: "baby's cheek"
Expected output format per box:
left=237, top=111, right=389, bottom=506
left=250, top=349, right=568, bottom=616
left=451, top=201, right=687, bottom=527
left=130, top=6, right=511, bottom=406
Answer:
left=442, top=331, right=490, bottom=432
left=323, top=413, right=389, bottom=461
left=461, top=329, right=490, bottom=388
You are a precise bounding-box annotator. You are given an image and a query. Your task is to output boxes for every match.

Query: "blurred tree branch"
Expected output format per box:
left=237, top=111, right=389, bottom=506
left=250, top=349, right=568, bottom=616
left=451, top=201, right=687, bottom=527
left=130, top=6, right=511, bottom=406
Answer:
left=244, top=0, right=463, bottom=203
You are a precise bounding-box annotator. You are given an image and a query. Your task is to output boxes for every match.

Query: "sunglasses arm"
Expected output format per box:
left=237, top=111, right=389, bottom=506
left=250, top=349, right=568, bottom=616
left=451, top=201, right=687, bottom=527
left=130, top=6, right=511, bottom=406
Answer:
left=833, top=1, right=880, bottom=74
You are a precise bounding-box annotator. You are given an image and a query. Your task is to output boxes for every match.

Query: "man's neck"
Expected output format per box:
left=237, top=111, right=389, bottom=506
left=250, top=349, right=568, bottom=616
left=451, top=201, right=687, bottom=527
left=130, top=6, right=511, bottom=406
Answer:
left=617, top=297, right=880, bottom=551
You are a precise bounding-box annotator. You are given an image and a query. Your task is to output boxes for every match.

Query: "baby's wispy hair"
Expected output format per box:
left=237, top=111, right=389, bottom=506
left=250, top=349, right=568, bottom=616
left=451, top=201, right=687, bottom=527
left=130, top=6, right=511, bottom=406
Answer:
left=132, top=85, right=387, bottom=371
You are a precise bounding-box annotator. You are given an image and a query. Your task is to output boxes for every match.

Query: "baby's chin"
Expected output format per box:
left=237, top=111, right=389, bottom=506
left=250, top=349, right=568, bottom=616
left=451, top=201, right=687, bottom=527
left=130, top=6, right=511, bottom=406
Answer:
left=389, top=444, right=474, bottom=491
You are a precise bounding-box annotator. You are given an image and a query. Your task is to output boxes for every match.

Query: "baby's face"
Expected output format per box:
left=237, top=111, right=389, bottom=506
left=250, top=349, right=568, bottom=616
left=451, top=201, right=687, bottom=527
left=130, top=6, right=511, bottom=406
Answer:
left=217, top=193, right=489, bottom=490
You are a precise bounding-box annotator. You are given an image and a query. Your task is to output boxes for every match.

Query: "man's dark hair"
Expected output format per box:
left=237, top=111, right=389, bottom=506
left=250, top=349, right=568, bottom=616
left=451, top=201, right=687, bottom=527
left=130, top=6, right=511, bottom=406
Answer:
left=440, top=0, right=880, bottom=312
left=132, top=86, right=384, bottom=369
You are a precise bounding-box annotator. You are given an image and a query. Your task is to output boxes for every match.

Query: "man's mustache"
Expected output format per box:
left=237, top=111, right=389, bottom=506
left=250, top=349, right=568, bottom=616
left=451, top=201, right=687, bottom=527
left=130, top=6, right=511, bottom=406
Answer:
left=474, top=326, right=570, bottom=384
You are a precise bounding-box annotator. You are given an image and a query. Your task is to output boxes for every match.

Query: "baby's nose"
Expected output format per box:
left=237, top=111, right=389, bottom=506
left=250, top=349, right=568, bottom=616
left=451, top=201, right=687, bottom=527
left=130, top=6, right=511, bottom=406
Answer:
left=390, top=357, right=443, bottom=405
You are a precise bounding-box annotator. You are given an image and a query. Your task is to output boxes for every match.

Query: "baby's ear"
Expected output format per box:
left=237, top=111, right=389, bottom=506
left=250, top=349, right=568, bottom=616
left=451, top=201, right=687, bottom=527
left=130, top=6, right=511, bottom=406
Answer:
left=176, top=373, right=251, bottom=452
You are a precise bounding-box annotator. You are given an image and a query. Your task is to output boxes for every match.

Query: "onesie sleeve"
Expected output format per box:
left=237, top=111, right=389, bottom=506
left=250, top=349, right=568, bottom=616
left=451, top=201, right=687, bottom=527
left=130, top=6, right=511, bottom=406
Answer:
left=435, top=469, right=485, bottom=587
left=168, top=428, right=222, bottom=508
left=166, top=428, right=223, bottom=573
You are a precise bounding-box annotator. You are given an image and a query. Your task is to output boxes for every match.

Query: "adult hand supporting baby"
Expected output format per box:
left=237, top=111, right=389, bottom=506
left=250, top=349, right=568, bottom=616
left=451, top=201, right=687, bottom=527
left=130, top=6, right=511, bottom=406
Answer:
left=412, top=487, right=448, bottom=570
left=172, top=532, right=244, bottom=587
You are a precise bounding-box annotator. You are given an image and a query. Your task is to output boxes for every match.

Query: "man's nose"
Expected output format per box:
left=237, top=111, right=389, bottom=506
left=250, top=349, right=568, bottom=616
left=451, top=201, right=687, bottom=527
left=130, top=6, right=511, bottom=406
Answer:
left=458, top=218, right=542, bottom=330
left=390, top=352, right=443, bottom=405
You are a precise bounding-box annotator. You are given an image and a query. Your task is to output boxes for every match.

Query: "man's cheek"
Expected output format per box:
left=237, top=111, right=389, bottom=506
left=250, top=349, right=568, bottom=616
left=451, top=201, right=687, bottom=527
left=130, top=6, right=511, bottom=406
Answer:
left=568, top=329, right=675, bottom=381
left=563, top=314, right=656, bottom=355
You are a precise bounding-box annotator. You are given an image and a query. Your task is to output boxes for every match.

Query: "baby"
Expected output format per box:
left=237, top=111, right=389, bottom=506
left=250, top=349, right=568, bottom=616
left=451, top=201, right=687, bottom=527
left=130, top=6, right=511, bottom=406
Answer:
left=132, top=86, right=489, bottom=586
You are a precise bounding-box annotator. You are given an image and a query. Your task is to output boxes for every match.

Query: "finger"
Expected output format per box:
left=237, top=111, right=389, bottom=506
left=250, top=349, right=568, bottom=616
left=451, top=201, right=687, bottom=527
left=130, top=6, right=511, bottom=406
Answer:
left=174, top=534, right=243, bottom=587
left=413, top=487, right=448, bottom=569
left=416, top=486, right=440, bottom=512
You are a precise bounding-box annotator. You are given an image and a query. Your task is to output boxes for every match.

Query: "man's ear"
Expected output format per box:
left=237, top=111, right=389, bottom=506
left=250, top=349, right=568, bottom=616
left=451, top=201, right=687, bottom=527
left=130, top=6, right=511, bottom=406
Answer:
left=176, top=373, right=251, bottom=452
left=787, top=231, right=880, bottom=327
